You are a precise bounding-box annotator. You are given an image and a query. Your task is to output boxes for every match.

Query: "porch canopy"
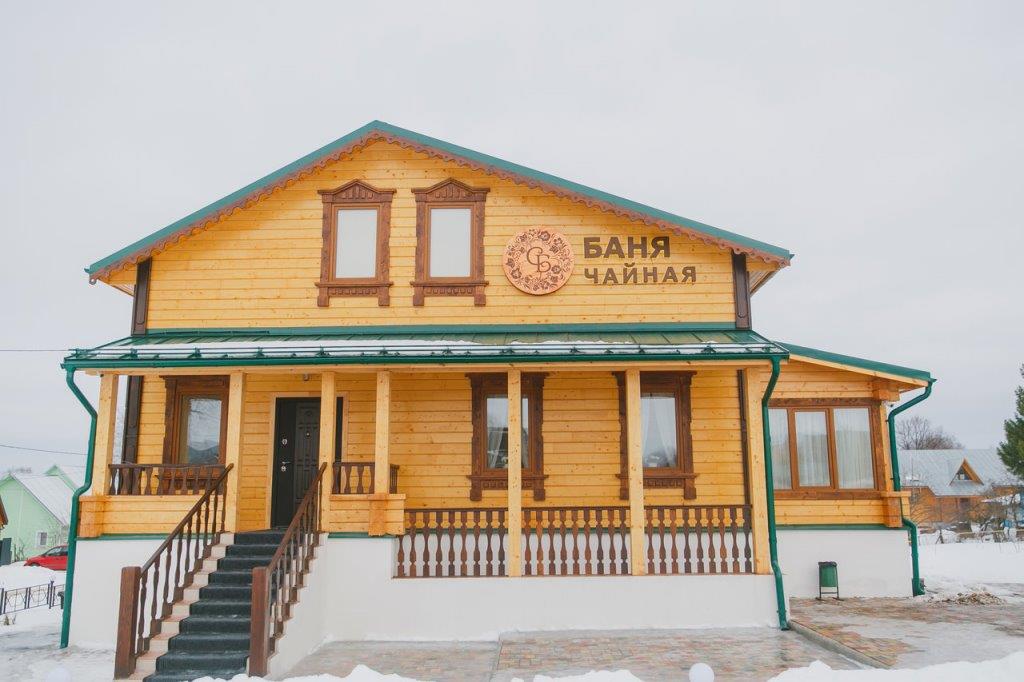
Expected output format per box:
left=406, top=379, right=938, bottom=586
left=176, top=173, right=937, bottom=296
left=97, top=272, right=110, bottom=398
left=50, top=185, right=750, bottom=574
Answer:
left=63, top=326, right=789, bottom=370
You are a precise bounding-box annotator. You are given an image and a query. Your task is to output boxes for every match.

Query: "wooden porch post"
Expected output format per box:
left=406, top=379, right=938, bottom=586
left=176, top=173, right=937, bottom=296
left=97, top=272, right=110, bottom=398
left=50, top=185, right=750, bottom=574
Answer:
left=90, top=373, right=119, bottom=496
left=369, top=370, right=391, bottom=535
left=624, top=368, right=647, bottom=575
left=223, top=371, right=245, bottom=532
left=742, top=367, right=771, bottom=573
left=319, top=371, right=336, bottom=530
left=507, top=369, right=523, bottom=577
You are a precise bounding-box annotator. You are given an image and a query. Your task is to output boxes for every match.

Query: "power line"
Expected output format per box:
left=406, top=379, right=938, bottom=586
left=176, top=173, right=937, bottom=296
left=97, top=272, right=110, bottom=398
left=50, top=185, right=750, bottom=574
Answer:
left=0, top=443, right=87, bottom=456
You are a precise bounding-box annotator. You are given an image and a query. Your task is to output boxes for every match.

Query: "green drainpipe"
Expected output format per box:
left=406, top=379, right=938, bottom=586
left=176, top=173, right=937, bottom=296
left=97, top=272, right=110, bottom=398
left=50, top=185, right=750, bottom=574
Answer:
left=886, top=379, right=934, bottom=597
left=60, top=368, right=98, bottom=648
left=759, top=356, right=788, bottom=629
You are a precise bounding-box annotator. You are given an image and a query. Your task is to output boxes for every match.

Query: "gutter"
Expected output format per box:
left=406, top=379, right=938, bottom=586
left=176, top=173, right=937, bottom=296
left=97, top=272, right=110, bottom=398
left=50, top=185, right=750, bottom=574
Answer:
left=59, top=368, right=97, bottom=648
left=759, top=356, right=788, bottom=629
left=886, top=380, right=935, bottom=596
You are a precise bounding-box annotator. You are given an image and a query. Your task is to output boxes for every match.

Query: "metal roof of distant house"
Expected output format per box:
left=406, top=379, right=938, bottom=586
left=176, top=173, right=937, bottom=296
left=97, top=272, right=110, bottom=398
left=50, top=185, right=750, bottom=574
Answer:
left=86, top=121, right=793, bottom=281
left=899, top=449, right=1021, bottom=497
left=46, top=464, right=86, bottom=489
left=9, top=473, right=75, bottom=526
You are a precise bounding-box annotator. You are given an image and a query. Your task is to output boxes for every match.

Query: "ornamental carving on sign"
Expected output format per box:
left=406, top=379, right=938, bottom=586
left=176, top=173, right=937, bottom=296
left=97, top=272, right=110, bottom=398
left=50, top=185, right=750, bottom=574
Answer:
left=503, top=229, right=575, bottom=295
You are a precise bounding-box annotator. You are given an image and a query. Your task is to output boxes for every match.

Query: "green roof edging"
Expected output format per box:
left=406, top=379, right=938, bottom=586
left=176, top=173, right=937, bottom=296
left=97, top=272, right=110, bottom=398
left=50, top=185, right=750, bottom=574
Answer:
left=779, top=342, right=932, bottom=383
left=86, top=121, right=792, bottom=276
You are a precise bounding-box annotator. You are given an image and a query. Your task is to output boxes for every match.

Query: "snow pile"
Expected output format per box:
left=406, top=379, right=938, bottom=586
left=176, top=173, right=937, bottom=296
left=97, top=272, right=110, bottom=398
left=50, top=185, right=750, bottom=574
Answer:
left=769, top=651, right=1024, bottom=681
left=0, top=562, right=62, bottom=590
left=918, top=541, right=1024, bottom=601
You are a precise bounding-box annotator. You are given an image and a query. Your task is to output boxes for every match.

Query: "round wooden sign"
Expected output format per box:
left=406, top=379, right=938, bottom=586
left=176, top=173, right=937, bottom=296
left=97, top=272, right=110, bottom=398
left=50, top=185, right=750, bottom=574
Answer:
left=503, top=229, right=575, bottom=295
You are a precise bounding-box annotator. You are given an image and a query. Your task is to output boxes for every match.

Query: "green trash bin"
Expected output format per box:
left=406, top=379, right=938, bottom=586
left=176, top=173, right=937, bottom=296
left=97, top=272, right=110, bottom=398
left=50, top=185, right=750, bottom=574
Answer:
left=818, top=561, right=839, bottom=600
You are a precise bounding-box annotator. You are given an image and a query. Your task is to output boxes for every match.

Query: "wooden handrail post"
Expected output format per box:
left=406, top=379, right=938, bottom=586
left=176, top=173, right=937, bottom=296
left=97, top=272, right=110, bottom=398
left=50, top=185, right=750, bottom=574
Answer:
left=249, top=566, right=269, bottom=677
left=625, top=368, right=647, bottom=575
left=507, top=369, right=523, bottom=577
left=114, top=565, right=141, bottom=678
left=373, top=371, right=391, bottom=494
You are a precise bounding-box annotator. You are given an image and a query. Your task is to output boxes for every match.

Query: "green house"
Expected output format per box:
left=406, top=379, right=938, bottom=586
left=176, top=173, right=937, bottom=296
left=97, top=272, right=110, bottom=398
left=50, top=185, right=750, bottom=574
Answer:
left=0, top=465, right=83, bottom=560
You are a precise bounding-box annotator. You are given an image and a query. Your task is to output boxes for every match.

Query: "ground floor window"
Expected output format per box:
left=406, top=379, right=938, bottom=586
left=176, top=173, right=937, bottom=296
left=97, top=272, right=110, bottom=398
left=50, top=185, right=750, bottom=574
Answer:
left=768, top=401, right=880, bottom=495
left=468, top=373, right=546, bottom=500
left=36, top=531, right=48, bottom=546
left=616, top=372, right=697, bottom=499
left=162, top=376, right=229, bottom=464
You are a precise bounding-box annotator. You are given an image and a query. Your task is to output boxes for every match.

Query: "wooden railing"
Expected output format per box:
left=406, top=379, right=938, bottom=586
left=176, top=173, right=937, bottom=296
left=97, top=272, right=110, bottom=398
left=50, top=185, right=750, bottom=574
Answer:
left=331, top=462, right=399, bottom=495
left=644, top=504, right=753, bottom=575
left=113, top=464, right=232, bottom=678
left=108, top=463, right=227, bottom=495
left=249, top=463, right=326, bottom=677
left=397, top=508, right=508, bottom=577
left=523, top=506, right=631, bottom=576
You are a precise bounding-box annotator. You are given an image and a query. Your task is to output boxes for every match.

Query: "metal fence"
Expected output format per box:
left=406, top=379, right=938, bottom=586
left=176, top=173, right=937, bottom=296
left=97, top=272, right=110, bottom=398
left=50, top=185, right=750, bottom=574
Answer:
left=0, top=581, right=63, bottom=615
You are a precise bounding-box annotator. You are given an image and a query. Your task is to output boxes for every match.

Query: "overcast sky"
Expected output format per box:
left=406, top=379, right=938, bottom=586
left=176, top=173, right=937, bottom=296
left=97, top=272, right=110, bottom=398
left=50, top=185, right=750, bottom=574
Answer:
left=1, top=1, right=1021, bottom=472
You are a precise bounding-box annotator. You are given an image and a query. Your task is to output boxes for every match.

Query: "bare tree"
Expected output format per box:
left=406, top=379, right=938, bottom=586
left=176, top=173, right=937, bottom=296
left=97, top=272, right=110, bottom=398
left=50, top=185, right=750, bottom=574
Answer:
left=896, top=415, right=964, bottom=450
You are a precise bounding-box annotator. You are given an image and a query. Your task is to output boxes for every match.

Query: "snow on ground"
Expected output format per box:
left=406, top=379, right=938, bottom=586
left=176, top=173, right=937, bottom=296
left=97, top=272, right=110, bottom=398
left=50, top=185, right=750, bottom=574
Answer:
left=768, top=651, right=1024, bottom=681
left=0, top=562, right=64, bottom=590
left=917, top=540, right=1024, bottom=601
left=0, top=562, right=66, bottom=635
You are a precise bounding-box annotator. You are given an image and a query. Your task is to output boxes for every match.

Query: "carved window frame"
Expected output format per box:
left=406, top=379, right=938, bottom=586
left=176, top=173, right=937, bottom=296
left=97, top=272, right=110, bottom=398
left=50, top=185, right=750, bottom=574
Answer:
left=468, top=373, right=546, bottom=501
left=316, top=180, right=396, bottom=307
left=616, top=371, right=697, bottom=499
left=411, top=178, right=489, bottom=306
left=161, top=376, right=230, bottom=465
left=767, top=398, right=886, bottom=500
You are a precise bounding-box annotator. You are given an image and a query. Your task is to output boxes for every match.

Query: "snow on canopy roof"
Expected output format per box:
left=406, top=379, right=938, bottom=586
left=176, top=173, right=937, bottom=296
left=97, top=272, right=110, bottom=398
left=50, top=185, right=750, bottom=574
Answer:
left=13, top=473, right=74, bottom=526
left=899, top=449, right=1021, bottom=497
left=85, top=121, right=793, bottom=281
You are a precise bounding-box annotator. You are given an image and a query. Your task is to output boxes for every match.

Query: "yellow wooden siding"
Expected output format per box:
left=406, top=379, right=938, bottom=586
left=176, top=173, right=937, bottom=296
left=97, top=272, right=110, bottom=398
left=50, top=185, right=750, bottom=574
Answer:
left=775, top=499, right=889, bottom=525
left=138, top=141, right=736, bottom=328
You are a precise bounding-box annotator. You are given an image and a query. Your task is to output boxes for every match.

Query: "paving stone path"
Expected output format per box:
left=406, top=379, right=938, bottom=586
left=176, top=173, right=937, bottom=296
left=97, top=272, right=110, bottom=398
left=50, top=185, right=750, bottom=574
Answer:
left=790, top=597, right=1024, bottom=669
left=281, top=628, right=858, bottom=682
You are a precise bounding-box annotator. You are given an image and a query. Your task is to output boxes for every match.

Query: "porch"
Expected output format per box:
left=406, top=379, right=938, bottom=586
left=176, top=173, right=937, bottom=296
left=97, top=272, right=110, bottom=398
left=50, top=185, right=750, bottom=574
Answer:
left=70, top=328, right=786, bottom=580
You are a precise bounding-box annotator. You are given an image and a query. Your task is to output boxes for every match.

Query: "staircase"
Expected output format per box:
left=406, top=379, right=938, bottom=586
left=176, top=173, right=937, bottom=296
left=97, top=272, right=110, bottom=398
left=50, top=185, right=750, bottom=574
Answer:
left=138, top=530, right=285, bottom=682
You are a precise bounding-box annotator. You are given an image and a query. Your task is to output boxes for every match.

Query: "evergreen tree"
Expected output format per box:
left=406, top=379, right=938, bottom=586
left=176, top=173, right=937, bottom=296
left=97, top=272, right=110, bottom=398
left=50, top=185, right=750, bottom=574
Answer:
left=997, top=365, right=1024, bottom=479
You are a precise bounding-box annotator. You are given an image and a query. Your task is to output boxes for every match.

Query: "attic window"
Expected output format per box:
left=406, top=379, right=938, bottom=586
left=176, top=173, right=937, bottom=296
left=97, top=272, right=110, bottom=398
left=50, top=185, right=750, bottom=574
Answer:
left=411, top=179, right=489, bottom=306
left=953, top=463, right=979, bottom=483
left=316, top=180, right=396, bottom=306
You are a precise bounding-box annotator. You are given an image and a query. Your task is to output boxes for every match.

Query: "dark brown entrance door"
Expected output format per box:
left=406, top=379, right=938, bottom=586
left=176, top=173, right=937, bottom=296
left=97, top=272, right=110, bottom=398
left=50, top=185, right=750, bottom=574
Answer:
left=271, top=398, right=343, bottom=527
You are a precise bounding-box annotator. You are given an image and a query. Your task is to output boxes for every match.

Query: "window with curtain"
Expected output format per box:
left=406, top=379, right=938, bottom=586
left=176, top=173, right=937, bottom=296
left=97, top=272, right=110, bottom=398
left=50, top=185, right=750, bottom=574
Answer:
left=641, top=392, right=678, bottom=468
left=768, top=404, right=878, bottom=493
left=162, top=376, right=229, bottom=465
left=334, top=208, right=378, bottom=278
left=468, top=374, right=546, bottom=500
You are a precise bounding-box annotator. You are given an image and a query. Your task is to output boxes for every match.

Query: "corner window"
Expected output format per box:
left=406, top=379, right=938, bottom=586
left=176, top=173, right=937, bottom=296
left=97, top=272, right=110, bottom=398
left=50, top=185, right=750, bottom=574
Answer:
left=468, top=374, right=545, bottom=500
left=412, top=179, right=489, bottom=306
left=768, top=403, right=879, bottom=495
left=162, top=377, right=229, bottom=465
left=617, top=372, right=697, bottom=499
left=316, top=180, right=395, bottom=306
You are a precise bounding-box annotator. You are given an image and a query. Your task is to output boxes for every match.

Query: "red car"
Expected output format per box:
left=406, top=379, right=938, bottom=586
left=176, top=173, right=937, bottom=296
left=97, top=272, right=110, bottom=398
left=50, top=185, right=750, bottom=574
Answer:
left=25, top=545, right=68, bottom=571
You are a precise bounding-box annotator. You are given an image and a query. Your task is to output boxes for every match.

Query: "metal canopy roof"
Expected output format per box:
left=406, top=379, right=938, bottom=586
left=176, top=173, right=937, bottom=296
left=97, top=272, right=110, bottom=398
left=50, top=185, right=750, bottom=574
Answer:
left=63, top=327, right=788, bottom=370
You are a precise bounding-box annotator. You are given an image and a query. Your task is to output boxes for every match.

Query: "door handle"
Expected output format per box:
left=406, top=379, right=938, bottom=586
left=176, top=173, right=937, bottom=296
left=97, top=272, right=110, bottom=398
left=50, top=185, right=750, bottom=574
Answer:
left=279, top=460, right=291, bottom=473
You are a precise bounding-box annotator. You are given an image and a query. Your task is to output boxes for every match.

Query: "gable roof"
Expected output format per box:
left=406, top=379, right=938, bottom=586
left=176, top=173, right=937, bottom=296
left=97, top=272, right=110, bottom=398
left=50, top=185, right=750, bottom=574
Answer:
left=45, top=464, right=86, bottom=489
left=779, top=342, right=932, bottom=386
left=900, top=449, right=1022, bottom=497
left=7, top=473, right=74, bottom=526
left=86, top=121, right=793, bottom=282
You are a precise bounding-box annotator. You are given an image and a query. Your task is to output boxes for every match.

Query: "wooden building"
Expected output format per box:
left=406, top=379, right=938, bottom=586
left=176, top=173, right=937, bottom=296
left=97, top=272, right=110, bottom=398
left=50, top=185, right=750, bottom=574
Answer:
left=61, top=122, right=933, bottom=680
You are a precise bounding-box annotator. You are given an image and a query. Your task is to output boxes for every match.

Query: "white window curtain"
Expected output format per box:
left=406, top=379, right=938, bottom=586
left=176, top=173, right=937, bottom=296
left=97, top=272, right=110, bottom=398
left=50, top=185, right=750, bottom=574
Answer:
left=834, top=408, right=874, bottom=489
left=485, top=395, right=529, bottom=469
left=641, top=393, right=678, bottom=468
left=768, top=409, right=792, bottom=489
left=795, top=411, right=830, bottom=486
